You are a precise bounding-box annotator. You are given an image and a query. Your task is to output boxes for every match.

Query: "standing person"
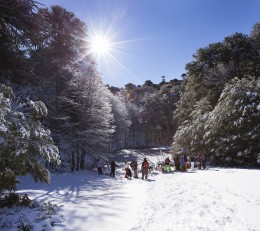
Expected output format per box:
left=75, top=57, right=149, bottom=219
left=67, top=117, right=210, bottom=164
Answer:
left=184, top=154, right=188, bottom=171
left=174, top=154, right=180, bottom=171
left=190, top=154, right=195, bottom=171
left=164, top=157, right=171, bottom=173
left=131, top=160, right=138, bottom=178
left=96, top=159, right=103, bottom=175
left=197, top=153, right=203, bottom=169
left=141, top=158, right=149, bottom=180
left=110, top=160, right=119, bottom=177
left=124, top=161, right=132, bottom=179
left=180, top=155, right=185, bottom=172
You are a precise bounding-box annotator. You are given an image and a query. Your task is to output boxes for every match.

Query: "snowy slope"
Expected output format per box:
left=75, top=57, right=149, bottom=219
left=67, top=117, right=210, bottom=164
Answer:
left=131, top=168, right=260, bottom=231
left=2, top=150, right=260, bottom=231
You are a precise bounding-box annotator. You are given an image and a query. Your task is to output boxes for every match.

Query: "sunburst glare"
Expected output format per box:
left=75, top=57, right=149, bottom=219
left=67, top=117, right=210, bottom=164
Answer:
left=89, top=34, right=111, bottom=56
left=86, top=19, right=151, bottom=85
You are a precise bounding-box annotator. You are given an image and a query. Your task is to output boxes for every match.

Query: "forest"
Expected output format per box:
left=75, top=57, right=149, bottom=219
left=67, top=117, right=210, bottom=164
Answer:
left=0, top=0, right=259, bottom=193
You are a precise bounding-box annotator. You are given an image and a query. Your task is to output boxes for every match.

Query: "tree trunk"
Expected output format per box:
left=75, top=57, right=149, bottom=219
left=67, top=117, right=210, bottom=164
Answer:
left=71, top=150, right=75, bottom=172
left=76, top=144, right=80, bottom=171
left=80, top=149, right=85, bottom=170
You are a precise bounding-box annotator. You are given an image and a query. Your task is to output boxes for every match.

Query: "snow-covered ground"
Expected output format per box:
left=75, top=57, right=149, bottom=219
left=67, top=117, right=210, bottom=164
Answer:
left=1, top=149, right=260, bottom=231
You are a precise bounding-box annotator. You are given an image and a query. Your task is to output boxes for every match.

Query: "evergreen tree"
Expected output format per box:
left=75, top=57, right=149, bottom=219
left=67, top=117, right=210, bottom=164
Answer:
left=0, top=0, right=39, bottom=84
left=58, top=59, right=114, bottom=169
left=204, top=77, right=260, bottom=166
left=109, top=93, right=131, bottom=151
left=250, top=22, right=260, bottom=77
left=0, top=85, right=60, bottom=194
left=172, top=98, right=212, bottom=156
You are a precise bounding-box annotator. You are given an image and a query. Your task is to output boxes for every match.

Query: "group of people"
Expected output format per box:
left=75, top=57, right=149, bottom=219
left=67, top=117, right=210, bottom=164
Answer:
left=96, top=158, right=150, bottom=180
left=162, top=153, right=207, bottom=172
left=96, top=153, right=206, bottom=178
left=124, top=158, right=150, bottom=180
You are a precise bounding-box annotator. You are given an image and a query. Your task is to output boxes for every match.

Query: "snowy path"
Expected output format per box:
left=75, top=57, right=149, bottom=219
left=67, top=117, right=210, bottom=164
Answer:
left=17, top=168, right=260, bottom=231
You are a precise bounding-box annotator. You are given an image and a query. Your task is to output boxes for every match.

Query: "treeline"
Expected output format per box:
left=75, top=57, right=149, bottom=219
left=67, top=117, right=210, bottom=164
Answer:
left=172, top=24, right=260, bottom=166
left=0, top=0, right=259, bottom=194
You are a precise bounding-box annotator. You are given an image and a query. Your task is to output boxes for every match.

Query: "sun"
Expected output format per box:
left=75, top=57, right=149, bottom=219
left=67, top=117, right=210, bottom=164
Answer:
left=89, top=34, right=111, bottom=56
left=85, top=23, right=146, bottom=84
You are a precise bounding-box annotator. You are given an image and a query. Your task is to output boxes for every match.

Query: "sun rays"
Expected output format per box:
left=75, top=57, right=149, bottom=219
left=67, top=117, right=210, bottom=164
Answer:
left=85, top=18, right=150, bottom=85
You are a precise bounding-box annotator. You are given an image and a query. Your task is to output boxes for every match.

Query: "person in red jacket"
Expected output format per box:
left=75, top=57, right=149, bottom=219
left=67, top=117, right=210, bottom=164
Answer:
left=141, top=158, right=149, bottom=180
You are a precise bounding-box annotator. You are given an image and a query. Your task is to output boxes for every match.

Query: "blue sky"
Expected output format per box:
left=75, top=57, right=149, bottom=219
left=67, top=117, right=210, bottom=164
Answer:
left=42, top=0, right=260, bottom=87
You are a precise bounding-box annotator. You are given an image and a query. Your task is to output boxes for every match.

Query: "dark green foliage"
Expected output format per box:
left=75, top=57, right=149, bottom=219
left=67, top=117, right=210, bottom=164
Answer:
left=0, top=193, right=19, bottom=208
left=141, top=81, right=182, bottom=146
left=0, top=0, right=39, bottom=84
left=182, top=31, right=260, bottom=116
left=0, top=170, right=18, bottom=194
left=0, top=193, right=31, bottom=208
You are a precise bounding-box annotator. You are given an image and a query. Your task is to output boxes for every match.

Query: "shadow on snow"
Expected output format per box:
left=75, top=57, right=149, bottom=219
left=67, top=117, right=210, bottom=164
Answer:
left=17, top=171, right=129, bottom=229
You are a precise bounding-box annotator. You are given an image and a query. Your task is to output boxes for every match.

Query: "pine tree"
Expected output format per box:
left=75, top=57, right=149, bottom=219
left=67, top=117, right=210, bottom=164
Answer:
left=109, top=93, right=131, bottom=151
left=57, top=59, right=115, bottom=169
left=204, top=77, right=260, bottom=166
left=0, top=85, right=60, bottom=194
left=172, top=98, right=212, bottom=156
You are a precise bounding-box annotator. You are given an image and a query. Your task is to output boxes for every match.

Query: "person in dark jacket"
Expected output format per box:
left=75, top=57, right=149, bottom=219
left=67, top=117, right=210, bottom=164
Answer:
left=164, top=157, right=171, bottom=172
left=141, top=158, right=149, bottom=180
left=110, top=160, right=119, bottom=177
left=96, top=159, right=103, bottom=175
left=184, top=154, right=188, bottom=171
left=197, top=153, right=203, bottom=169
left=180, top=155, right=185, bottom=172
left=174, top=154, right=180, bottom=171
left=202, top=154, right=207, bottom=170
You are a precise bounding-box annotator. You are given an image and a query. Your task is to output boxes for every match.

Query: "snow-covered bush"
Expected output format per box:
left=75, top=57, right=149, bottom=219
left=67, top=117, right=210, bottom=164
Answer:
left=0, top=85, right=61, bottom=194
left=0, top=196, right=63, bottom=230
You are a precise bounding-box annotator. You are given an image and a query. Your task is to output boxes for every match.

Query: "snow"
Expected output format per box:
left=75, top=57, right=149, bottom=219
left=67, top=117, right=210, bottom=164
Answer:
left=0, top=137, right=5, bottom=145
left=1, top=150, right=260, bottom=231
left=0, top=124, right=7, bottom=132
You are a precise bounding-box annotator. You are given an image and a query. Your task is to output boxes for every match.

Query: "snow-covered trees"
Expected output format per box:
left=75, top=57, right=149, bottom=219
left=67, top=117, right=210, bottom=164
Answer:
left=204, top=77, right=260, bottom=165
left=173, top=76, right=260, bottom=166
left=0, top=85, right=60, bottom=194
left=141, top=81, right=181, bottom=146
left=67, top=60, right=114, bottom=148
left=173, top=98, right=212, bottom=156
left=1, top=0, right=259, bottom=171
left=108, top=93, right=131, bottom=151
left=56, top=60, right=115, bottom=170
left=172, top=24, right=260, bottom=166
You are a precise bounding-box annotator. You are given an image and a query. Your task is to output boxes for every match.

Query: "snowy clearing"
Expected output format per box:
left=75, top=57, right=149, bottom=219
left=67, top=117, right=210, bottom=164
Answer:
left=2, top=149, right=260, bottom=231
